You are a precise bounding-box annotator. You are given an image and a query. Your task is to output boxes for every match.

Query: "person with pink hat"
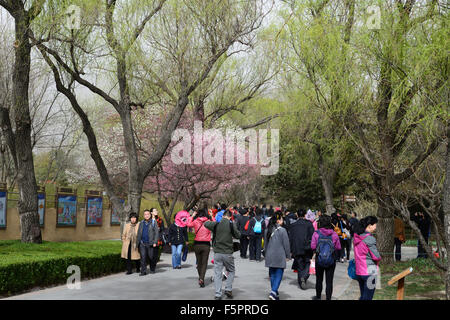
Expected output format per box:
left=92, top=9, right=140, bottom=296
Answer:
left=168, top=210, right=190, bottom=269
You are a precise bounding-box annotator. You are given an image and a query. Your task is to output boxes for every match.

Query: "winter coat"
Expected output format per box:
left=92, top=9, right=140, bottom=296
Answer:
left=353, top=232, right=382, bottom=276
left=311, top=228, right=342, bottom=253
left=287, top=218, right=315, bottom=257
left=215, top=210, right=225, bottom=223
left=394, top=218, right=405, bottom=242
left=248, top=215, right=266, bottom=237
left=168, top=223, right=188, bottom=245
left=121, top=222, right=141, bottom=260
left=204, top=218, right=241, bottom=254
left=264, top=224, right=291, bottom=269
left=187, top=216, right=211, bottom=242
left=348, top=217, right=359, bottom=237
left=284, top=212, right=298, bottom=228
left=236, top=214, right=251, bottom=236
left=155, top=217, right=165, bottom=246
left=136, top=219, right=159, bottom=247
left=412, top=214, right=431, bottom=238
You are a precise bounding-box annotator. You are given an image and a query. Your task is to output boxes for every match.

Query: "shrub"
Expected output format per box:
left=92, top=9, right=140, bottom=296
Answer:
left=0, top=240, right=126, bottom=297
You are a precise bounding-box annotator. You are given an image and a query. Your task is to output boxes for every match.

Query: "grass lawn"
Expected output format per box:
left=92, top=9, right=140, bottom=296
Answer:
left=1, top=233, right=197, bottom=266
left=0, top=240, right=122, bottom=266
left=403, top=239, right=437, bottom=247
left=374, top=258, right=447, bottom=300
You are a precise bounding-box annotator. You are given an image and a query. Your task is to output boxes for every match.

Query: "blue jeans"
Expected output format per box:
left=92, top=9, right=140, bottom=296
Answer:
left=356, top=275, right=376, bottom=300
left=269, top=267, right=284, bottom=296
left=171, top=244, right=183, bottom=268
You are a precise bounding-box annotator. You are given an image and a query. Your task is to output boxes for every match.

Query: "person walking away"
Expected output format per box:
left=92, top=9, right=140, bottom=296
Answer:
left=248, top=209, right=266, bottom=262
left=211, top=204, right=219, bottom=220
left=121, top=212, right=141, bottom=274
left=287, top=209, right=314, bottom=290
left=284, top=209, right=298, bottom=228
left=187, top=208, right=212, bottom=287
left=348, top=212, right=358, bottom=238
left=236, top=208, right=250, bottom=258
left=353, top=216, right=381, bottom=300
left=311, top=215, right=341, bottom=300
left=412, top=212, right=431, bottom=259
left=149, top=208, right=164, bottom=273
left=394, top=216, right=406, bottom=262
left=168, top=211, right=189, bottom=269
left=264, top=211, right=291, bottom=300
left=136, top=209, right=159, bottom=275
left=215, top=204, right=227, bottom=223
left=338, top=215, right=351, bottom=262
left=204, top=210, right=241, bottom=300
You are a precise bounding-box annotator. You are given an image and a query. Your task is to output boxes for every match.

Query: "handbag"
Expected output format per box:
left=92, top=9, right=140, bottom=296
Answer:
left=347, top=259, right=357, bottom=280
left=309, top=259, right=316, bottom=275
left=182, top=244, right=189, bottom=262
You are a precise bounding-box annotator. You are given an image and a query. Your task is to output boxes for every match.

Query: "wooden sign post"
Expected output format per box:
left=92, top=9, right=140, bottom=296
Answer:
left=387, top=267, right=413, bottom=300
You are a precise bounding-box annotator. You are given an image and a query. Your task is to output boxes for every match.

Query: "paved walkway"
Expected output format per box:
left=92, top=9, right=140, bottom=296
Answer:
left=4, top=246, right=420, bottom=300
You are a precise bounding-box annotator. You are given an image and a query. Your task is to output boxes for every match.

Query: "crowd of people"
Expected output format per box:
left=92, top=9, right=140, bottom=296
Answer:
left=121, top=203, right=383, bottom=300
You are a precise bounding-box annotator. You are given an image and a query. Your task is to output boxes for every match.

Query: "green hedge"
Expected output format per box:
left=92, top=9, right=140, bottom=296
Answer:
left=0, top=254, right=126, bottom=296
left=0, top=240, right=126, bottom=297
left=0, top=236, right=199, bottom=297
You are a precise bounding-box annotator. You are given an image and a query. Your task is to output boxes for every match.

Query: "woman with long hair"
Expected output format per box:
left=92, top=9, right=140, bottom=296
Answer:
left=353, top=216, right=381, bottom=300
left=264, top=210, right=291, bottom=300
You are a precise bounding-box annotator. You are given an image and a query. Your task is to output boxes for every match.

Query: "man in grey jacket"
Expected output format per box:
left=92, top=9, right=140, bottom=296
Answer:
left=137, top=210, right=159, bottom=275
left=204, top=210, right=241, bottom=300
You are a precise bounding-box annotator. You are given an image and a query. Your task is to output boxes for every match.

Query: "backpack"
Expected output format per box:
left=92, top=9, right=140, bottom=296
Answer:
left=315, top=230, right=335, bottom=268
left=253, top=218, right=262, bottom=234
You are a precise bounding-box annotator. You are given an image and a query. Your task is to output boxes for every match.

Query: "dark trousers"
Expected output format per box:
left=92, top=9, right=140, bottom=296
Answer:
left=394, top=238, right=402, bottom=261
left=357, top=275, right=376, bottom=300
left=149, top=246, right=160, bottom=271
left=339, top=238, right=351, bottom=260
left=126, top=243, right=140, bottom=273
left=239, top=236, right=249, bottom=258
left=315, top=263, right=336, bottom=300
left=417, top=235, right=429, bottom=259
left=249, top=235, right=263, bottom=261
left=193, top=244, right=210, bottom=281
left=294, top=255, right=311, bottom=283
left=139, top=243, right=155, bottom=273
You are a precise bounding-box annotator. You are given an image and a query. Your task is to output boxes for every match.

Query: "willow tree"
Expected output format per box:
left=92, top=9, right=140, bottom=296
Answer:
left=32, top=0, right=269, bottom=232
left=276, top=0, right=361, bottom=214
left=279, top=0, right=447, bottom=263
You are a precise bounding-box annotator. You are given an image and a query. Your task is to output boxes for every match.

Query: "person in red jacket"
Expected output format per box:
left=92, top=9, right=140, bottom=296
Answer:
left=187, top=207, right=213, bottom=287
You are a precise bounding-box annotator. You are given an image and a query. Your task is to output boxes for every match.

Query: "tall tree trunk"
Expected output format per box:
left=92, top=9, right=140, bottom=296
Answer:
left=320, top=172, right=335, bottom=215
left=13, top=11, right=41, bottom=243
left=317, top=147, right=335, bottom=214
left=376, top=193, right=394, bottom=264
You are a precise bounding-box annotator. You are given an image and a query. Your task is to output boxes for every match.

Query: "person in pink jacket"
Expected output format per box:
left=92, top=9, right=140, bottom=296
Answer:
left=310, top=215, right=341, bottom=300
left=187, top=207, right=212, bottom=287
left=353, top=216, right=381, bottom=300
